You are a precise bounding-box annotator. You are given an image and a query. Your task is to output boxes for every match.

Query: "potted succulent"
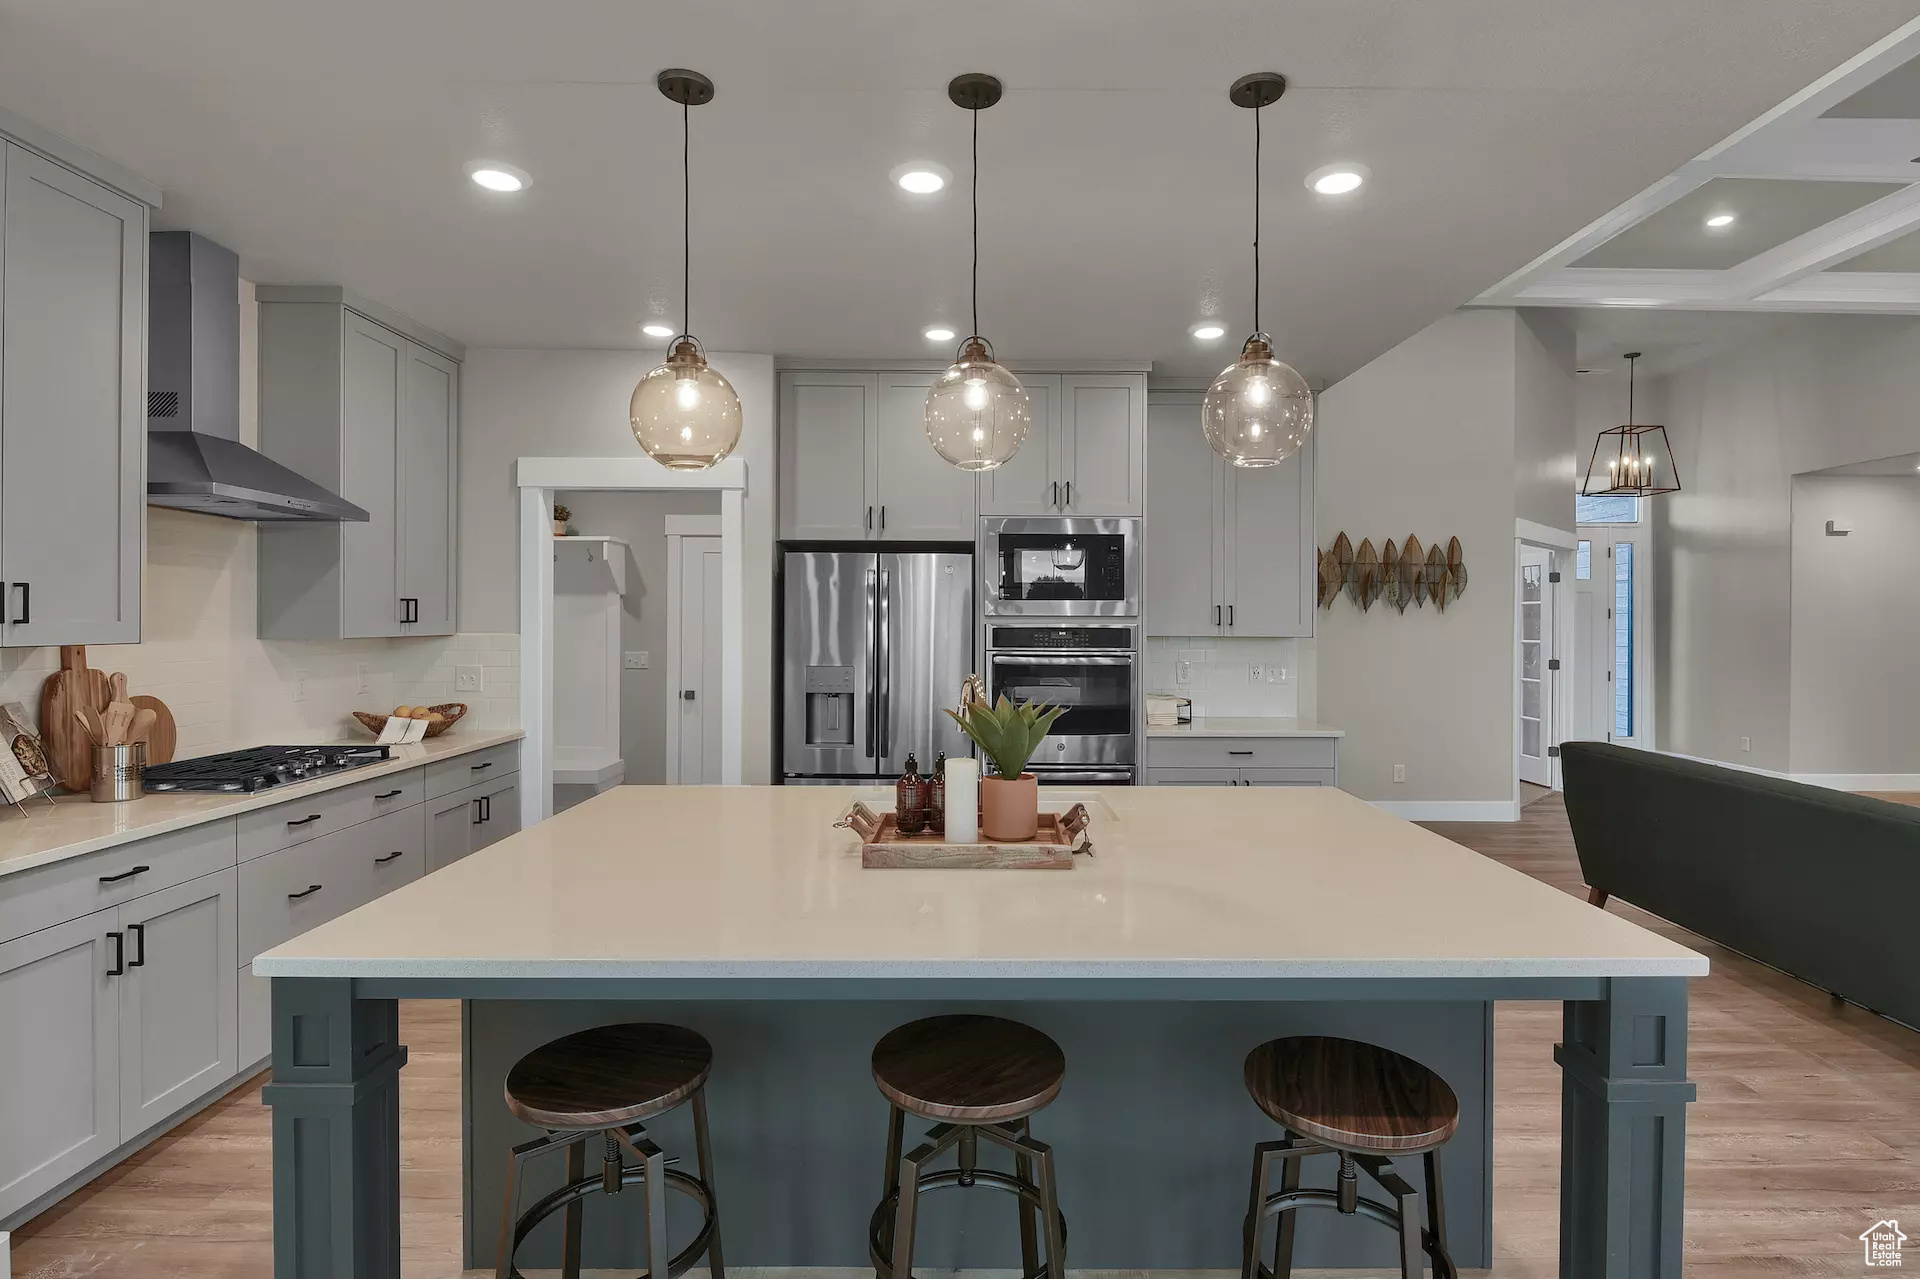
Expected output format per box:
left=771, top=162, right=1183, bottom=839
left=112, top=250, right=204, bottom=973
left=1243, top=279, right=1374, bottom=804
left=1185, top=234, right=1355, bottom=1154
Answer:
left=553, top=503, right=572, bottom=537
left=944, top=695, right=1067, bottom=840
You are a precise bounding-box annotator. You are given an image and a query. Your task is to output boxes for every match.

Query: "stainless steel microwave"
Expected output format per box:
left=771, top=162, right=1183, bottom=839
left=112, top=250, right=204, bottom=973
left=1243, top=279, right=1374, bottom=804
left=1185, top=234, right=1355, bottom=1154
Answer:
left=979, top=516, right=1139, bottom=618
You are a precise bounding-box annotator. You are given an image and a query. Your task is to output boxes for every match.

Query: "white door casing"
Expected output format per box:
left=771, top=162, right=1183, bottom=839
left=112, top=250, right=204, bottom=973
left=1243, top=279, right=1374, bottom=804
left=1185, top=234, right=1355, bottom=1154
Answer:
left=1518, top=546, right=1555, bottom=787
left=670, top=535, right=724, bottom=784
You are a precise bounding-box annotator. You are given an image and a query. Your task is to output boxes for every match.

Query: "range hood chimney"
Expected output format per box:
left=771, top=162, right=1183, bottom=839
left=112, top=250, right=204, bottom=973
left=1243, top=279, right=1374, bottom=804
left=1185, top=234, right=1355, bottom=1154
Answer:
left=146, top=233, right=368, bottom=522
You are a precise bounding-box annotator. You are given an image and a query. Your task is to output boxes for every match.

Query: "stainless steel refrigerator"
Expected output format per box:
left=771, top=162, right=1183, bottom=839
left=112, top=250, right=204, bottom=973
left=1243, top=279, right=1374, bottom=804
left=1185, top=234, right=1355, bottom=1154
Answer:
left=781, top=549, right=973, bottom=783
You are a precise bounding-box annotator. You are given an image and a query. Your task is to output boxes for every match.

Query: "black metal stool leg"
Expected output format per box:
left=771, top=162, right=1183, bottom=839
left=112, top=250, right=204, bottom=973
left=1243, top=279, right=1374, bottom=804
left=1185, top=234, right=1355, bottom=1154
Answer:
left=1272, top=1140, right=1301, bottom=1279
left=692, top=1089, right=725, bottom=1279
left=1017, top=1129, right=1065, bottom=1279
left=1424, top=1150, right=1453, bottom=1278
left=561, top=1139, right=586, bottom=1279
left=891, top=1136, right=937, bottom=1279
left=1013, top=1119, right=1040, bottom=1279
left=1242, top=1140, right=1278, bottom=1279
left=877, top=1106, right=904, bottom=1277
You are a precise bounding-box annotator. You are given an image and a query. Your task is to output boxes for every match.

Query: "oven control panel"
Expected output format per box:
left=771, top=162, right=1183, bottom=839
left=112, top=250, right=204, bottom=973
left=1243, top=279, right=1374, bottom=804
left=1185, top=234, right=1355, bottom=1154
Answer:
left=987, top=625, right=1136, bottom=650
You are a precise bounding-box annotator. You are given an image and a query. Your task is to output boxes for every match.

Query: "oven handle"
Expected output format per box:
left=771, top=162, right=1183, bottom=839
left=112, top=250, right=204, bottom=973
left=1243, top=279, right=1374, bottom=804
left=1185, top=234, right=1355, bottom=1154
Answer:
left=1027, top=769, right=1134, bottom=783
left=988, top=653, right=1135, bottom=667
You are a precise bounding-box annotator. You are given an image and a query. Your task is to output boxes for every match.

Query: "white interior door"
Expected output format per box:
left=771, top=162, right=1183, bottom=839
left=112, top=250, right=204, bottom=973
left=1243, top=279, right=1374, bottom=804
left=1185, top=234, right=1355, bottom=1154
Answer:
left=1518, top=546, right=1555, bottom=786
left=1574, top=526, right=1645, bottom=747
left=674, top=536, right=724, bottom=784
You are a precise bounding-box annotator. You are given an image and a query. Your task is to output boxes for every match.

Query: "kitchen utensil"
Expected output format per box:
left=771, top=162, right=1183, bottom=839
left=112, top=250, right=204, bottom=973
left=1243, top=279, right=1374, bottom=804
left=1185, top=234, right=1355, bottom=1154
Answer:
left=128, top=696, right=177, bottom=764
left=41, top=646, right=109, bottom=790
left=129, top=707, right=157, bottom=744
left=837, top=800, right=1092, bottom=870
left=74, top=708, right=100, bottom=743
left=109, top=672, right=128, bottom=705
left=104, top=700, right=134, bottom=746
left=90, top=742, right=146, bottom=802
left=352, top=702, right=468, bottom=740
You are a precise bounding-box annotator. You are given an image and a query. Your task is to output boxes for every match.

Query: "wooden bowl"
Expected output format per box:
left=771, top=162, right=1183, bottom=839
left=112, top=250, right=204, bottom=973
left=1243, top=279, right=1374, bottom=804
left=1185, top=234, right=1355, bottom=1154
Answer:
left=353, top=702, right=468, bottom=740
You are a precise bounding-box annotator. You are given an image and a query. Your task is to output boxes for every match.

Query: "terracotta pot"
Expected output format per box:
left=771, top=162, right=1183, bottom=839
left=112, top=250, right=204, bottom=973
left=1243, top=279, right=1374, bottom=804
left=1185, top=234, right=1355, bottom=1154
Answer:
left=553, top=520, right=568, bottom=536
left=980, top=773, right=1039, bottom=841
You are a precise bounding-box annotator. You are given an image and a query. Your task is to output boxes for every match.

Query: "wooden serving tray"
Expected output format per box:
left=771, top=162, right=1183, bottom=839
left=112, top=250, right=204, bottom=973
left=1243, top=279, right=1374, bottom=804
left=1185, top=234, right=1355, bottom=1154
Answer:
left=838, top=801, right=1093, bottom=870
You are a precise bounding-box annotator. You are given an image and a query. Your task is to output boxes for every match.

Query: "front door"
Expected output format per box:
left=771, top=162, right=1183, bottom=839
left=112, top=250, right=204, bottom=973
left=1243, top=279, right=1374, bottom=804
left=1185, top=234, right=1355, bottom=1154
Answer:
left=1518, top=546, right=1555, bottom=786
left=674, top=536, right=724, bottom=783
left=1574, top=525, right=1645, bottom=747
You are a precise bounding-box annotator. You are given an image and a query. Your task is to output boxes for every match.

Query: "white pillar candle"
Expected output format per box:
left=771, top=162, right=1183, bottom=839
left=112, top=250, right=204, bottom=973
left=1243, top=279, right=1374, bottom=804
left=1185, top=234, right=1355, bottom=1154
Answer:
left=945, top=757, right=980, bottom=843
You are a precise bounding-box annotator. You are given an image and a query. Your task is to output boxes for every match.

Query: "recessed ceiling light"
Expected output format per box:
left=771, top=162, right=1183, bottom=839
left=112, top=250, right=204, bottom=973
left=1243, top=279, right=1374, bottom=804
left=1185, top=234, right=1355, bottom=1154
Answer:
left=1705, top=212, right=1736, bottom=229
left=1306, top=163, right=1369, bottom=196
left=641, top=323, right=676, bottom=339
left=924, top=326, right=956, bottom=343
left=464, top=160, right=529, bottom=193
left=1598, top=297, right=1663, bottom=307
left=1192, top=323, right=1226, bottom=341
left=891, top=161, right=951, bottom=195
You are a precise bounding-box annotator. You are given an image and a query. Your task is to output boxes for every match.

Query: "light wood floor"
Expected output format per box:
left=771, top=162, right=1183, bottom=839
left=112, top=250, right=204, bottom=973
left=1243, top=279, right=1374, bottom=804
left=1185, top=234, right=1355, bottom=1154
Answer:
left=12, top=795, right=1918, bottom=1276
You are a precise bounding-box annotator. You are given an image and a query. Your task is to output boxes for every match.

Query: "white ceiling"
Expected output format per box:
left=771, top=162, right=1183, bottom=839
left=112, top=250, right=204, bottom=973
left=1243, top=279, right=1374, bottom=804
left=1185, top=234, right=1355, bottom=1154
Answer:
left=2, top=1, right=1915, bottom=383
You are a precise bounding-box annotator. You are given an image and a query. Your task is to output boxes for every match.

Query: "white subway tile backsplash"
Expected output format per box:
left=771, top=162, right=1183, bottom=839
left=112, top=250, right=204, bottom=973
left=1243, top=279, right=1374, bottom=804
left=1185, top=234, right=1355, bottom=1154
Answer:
left=1144, top=634, right=1309, bottom=718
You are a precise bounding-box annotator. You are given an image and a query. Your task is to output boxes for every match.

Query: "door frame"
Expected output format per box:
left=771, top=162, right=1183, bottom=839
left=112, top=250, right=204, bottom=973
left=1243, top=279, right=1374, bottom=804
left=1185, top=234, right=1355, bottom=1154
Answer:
left=1514, top=520, right=1577, bottom=800
left=518, top=457, right=747, bottom=827
left=664, top=516, right=722, bottom=783
left=1575, top=519, right=1658, bottom=752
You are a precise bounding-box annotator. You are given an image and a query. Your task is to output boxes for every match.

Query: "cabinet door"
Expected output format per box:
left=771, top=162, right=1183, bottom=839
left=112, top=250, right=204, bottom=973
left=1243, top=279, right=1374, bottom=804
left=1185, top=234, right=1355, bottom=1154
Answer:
left=1, top=145, right=144, bottom=646
left=978, top=374, right=1060, bottom=515
left=780, top=373, right=876, bottom=539
left=875, top=374, right=976, bottom=540
left=0, top=907, right=120, bottom=1221
left=118, top=869, right=237, bottom=1137
left=473, top=775, right=521, bottom=850
left=399, top=343, right=457, bottom=635
left=1145, top=766, right=1239, bottom=786
left=340, top=313, right=405, bottom=638
left=1144, top=400, right=1221, bottom=636
left=1058, top=375, right=1145, bottom=515
left=1223, top=432, right=1314, bottom=637
left=425, top=788, right=475, bottom=872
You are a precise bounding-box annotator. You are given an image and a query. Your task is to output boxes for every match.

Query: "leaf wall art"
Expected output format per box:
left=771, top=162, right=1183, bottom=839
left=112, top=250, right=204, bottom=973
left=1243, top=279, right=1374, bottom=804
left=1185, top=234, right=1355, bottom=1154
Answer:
left=1317, top=533, right=1468, bottom=616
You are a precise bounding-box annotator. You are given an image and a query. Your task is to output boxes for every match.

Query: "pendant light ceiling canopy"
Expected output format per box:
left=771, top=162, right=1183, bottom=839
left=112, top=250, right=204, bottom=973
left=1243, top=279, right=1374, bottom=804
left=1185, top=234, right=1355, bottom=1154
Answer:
left=631, top=68, right=743, bottom=471
left=1202, top=72, right=1314, bottom=469
left=924, top=73, right=1033, bottom=472
left=1581, top=353, right=1680, bottom=497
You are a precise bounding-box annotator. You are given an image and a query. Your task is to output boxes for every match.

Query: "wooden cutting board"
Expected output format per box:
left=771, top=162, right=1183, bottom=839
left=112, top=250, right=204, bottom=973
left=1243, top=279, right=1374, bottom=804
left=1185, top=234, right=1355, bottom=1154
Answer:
left=41, top=646, right=108, bottom=791
left=129, top=695, right=177, bottom=764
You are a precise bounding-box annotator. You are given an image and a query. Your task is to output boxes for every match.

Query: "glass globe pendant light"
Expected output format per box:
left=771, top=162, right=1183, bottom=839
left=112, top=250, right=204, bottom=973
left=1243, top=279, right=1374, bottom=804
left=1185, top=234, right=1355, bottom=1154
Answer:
left=1202, top=73, right=1314, bottom=468
left=925, top=73, right=1032, bottom=471
left=631, top=69, right=742, bottom=470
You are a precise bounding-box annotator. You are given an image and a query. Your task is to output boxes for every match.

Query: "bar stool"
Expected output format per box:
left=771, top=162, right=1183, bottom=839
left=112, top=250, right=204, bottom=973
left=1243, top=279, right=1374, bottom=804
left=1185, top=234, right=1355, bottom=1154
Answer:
left=1240, top=1035, right=1458, bottom=1279
left=496, top=1023, right=724, bottom=1279
left=869, top=1014, right=1067, bottom=1279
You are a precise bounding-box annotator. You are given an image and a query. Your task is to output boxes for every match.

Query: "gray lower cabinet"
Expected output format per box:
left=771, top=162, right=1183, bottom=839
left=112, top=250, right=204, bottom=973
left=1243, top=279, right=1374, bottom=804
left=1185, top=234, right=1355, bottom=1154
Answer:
left=425, top=766, right=522, bottom=870
left=0, top=141, right=148, bottom=647
left=1145, top=736, right=1340, bottom=787
left=116, top=869, right=238, bottom=1137
left=256, top=287, right=462, bottom=639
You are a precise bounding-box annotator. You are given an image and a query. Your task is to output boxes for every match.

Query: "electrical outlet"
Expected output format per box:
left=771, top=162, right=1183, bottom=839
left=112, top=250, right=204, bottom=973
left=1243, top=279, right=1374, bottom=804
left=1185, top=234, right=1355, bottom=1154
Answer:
left=1175, top=660, right=1192, bottom=685
left=1740, top=736, right=1751, bottom=753
left=455, top=665, right=485, bottom=693
left=1393, top=764, right=1407, bottom=783
left=293, top=671, right=308, bottom=703
left=356, top=664, right=372, bottom=696
left=1247, top=663, right=1264, bottom=683
left=624, top=651, right=650, bottom=670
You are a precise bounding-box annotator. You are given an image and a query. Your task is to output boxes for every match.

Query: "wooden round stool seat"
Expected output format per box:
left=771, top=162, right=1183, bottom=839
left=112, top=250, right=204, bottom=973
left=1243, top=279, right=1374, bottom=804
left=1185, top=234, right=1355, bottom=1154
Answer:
left=505, top=1023, right=713, bottom=1130
left=872, top=1014, right=1065, bottom=1124
left=1243, top=1035, right=1459, bottom=1154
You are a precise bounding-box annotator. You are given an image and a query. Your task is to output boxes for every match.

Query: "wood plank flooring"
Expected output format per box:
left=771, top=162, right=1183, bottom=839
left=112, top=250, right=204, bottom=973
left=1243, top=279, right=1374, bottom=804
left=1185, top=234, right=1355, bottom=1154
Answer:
left=11, top=794, right=1918, bottom=1276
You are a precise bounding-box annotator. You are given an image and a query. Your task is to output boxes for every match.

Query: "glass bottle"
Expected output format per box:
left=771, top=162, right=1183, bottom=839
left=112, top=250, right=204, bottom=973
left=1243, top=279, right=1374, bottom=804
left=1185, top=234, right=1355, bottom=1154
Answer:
left=895, top=752, right=929, bottom=836
left=929, top=752, right=947, bottom=836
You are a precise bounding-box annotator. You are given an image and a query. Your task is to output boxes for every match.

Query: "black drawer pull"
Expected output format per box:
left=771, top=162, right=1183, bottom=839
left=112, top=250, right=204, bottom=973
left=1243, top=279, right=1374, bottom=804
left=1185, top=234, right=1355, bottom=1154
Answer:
left=287, top=813, right=323, bottom=827
left=470, top=761, right=493, bottom=771
left=98, top=864, right=150, bottom=884
left=106, top=930, right=125, bottom=976
left=375, top=789, right=404, bottom=800
left=12, top=581, right=27, bottom=625
left=127, top=923, right=146, bottom=967
left=375, top=850, right=405, bottom=864
left=1228, top=750, right=1254, bottom=756
left=287, top=884, right=324, bottom=900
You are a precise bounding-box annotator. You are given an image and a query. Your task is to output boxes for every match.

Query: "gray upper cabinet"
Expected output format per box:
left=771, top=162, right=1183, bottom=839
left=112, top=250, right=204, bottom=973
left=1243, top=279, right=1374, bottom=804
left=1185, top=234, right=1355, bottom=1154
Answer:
left=778, top=371, right=976, bottom=541
left=978, top=373, right=1145, bottom=517
left=256, top=288, right=462, bottom=639
left=0, top=142, right=146, bottom=647
left=1143, top=396, right=1314, bottom=638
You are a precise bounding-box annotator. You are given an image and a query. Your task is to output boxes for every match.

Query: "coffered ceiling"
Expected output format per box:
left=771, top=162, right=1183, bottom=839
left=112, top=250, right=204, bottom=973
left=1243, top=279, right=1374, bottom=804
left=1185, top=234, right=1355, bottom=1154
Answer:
left=3, top=0, right=1917, bottom=382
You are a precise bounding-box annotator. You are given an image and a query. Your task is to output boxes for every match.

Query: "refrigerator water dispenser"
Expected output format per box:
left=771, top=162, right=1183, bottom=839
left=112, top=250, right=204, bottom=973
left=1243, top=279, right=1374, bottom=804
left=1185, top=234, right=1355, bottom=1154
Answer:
left=804, top=666, right=856, bottom=746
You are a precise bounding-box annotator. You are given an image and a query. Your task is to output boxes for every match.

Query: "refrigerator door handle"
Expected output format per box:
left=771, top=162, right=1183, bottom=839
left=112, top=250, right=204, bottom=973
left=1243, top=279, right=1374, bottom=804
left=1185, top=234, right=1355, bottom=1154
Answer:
left=864, top=567, right=879, bottom=758
left=876, top=568, right=892, bottom=761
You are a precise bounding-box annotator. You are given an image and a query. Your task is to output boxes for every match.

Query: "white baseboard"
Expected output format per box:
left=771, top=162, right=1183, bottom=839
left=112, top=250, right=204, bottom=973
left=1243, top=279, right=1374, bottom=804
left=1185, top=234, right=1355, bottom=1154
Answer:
left=1369, top=799, right=1521, bottom=822
left=1792, top=773, right=1920, bottom=791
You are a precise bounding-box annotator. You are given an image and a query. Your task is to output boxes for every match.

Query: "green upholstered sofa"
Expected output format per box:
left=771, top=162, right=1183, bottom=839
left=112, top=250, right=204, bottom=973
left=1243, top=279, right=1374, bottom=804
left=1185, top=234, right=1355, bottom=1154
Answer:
left=1561, top=740, right=1920, bottom=1031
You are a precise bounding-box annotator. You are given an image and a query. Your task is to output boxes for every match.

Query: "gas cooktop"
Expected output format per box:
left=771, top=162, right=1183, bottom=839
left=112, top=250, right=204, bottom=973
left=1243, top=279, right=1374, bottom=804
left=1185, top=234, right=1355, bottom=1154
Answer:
left=142, top=744, right=393, bottom=794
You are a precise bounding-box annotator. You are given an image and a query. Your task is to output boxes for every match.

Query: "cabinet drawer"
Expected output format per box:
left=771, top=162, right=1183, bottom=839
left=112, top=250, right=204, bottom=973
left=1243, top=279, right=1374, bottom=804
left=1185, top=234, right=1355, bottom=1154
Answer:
left=1239, top=768, right=1337, bottom=787
left=1146, top=736, right=1337, bottom=771
left=0, top=820, right=236, bottom=946
left=1145, top=767, right=1239, bottom=786
left=239, top=798, right=416, bottom=956
left=425, top=743, right=519, bottom=800
left=233, top=770, right=422, bottom=863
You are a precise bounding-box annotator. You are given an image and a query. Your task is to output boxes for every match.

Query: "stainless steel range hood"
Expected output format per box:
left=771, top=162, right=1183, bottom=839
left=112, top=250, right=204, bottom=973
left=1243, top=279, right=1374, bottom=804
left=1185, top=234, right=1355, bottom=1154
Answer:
left=147, top=233, right=368, bottom=522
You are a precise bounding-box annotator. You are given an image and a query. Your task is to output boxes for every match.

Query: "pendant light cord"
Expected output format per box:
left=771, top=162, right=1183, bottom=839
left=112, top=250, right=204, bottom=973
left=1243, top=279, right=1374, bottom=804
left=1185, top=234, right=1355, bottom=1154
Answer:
left=971, top=104, right=980, bottom=340
left=1252, top=102, right=1261, bottom=335
left=682, top=100, right=691, bottom=340
left=1627, top=355, right=1636, bottom=423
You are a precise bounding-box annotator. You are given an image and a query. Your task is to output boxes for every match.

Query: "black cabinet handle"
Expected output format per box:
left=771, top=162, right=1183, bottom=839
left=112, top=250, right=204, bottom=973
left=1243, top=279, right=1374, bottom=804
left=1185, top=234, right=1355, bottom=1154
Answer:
left=480, top=794, right=492, bottom=823
left=288, top=884, right=323, bottom=900
left=287, top=813, right=323, bottom=827
left=472, top=797, right=485, bottom=825
left=1228, top=604, right=1234, bottom=627
left=11, top=582, right=27, bottom=625
left=470, top=761, right=493, bottom=771
left=375, top=789, right=404, bottom=800
left=398, top=597, right=418, bottom=624
left=1064, top=480, right=1072, bottom=508
left=865, top=506, right=873, bottom=531
left=98, top=864, right=150, bottom=884
left=127, top=923, right=146, bottom=968
left=106, top=930, right=125, bottom=976
left=1051, top=480, right=1059, bottom=508
left=1228, top=750, right=1254, bottom=756
left=375, top=850, right=405, bottom=864
left=1214, top=604, right=1221, bottom=627
left=879, top=506, right=886, bottom=531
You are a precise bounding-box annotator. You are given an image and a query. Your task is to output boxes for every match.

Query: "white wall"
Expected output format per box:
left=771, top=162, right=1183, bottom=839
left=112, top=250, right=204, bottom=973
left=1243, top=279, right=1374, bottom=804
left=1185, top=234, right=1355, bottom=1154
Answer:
left=1788, top=475, right=1920, bottom=776
left=1653, top=313, right=1920, bottom=769
left=457, top=349, right=777, bottom=782
left=1514, top=310, right=1577, bottom=533
left=1315, top=310, right=1527, bottom=809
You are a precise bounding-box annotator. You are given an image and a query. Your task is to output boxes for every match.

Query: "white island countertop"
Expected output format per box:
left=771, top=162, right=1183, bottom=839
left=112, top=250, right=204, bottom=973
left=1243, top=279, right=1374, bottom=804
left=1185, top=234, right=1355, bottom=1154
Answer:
left=0, top=729, right=524, bottom=880
left=1147, top=716, right=1344, bottom=738
left=256, top=783, right=1705, bottom=983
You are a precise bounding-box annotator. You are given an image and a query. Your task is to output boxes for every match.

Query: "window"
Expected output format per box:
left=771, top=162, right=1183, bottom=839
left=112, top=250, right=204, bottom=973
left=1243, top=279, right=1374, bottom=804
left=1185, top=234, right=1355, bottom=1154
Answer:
left=1575, top=539, right=1592, bottom=580
left=1614, top=542, right=1634, bottom=739
left=1576, top=493, right=1641, bottom=524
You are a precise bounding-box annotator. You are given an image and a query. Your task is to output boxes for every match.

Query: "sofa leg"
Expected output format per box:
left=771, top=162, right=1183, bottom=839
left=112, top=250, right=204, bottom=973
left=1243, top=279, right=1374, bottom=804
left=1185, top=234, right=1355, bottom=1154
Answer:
left=1587, top=887, right=1609, bottom=909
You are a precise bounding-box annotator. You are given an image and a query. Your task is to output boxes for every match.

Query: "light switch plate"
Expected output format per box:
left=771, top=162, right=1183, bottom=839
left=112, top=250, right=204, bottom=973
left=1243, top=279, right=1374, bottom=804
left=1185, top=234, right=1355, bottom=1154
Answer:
left=624, top=651, right=650, bottom=670
left=1269, top=665, right=1288, bottom=684
left=455, top=665, right=485, bottom=693
left=1740, top=736, right=1751, bottom=753
left=1393, top=764, right=1407, bottom=783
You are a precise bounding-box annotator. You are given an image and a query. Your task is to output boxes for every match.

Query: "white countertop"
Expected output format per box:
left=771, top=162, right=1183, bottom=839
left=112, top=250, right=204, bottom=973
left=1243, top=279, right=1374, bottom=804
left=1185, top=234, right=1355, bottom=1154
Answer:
left=1147, top=716, right=1345, bottom=738
left=0, top=729, right=524, bottom=880
left=256, top=784, right=1705, bottom=982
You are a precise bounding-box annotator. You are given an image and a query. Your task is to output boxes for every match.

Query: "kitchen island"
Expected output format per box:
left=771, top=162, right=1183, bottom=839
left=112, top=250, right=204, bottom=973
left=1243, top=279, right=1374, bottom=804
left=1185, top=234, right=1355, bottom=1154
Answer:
left=255, top=783, right=1704, bottom=1277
